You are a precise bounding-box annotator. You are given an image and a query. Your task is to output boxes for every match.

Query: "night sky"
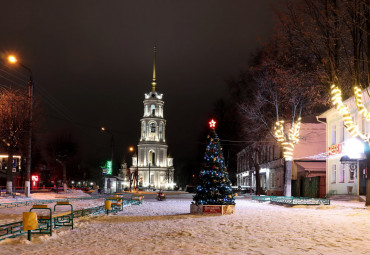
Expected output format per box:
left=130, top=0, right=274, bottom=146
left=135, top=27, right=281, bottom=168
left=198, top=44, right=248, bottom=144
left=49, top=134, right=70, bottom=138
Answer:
left=0, top=1, right=277, bottom=180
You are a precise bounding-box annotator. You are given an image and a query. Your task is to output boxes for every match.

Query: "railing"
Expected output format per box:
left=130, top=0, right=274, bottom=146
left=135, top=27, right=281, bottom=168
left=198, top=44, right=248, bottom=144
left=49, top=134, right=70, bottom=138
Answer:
left=0, top=186, right=26, bottom=196
left=0, top=201, right=138, bottom=241
left=252, top=195, right=330, bottom=205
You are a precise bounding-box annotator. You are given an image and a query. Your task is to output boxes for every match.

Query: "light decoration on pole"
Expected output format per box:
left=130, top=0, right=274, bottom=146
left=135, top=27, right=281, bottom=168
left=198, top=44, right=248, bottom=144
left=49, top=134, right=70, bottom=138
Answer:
left=331, top=84, right=368, bottom=141
left=274, top=117, right=301, bottom=161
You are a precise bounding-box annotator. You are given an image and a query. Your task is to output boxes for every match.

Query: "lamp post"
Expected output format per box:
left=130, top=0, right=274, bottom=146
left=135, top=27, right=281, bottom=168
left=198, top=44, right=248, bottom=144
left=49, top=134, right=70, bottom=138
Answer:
left=8, top=55, right=33, bottom=197
left=148, top=162, right=151, bottom=189
left=128, top=146, right=135, bottom=169
left=101, top=127, right=114, bottom=174
left=128, top=146, right=138, bottom=191
left=101, top=126, right=114, bottom=193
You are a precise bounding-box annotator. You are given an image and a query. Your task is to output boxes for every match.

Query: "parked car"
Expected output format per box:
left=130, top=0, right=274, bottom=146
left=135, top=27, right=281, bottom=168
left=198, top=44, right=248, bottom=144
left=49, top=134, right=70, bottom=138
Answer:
left=51, top=185, right=64, bottom=192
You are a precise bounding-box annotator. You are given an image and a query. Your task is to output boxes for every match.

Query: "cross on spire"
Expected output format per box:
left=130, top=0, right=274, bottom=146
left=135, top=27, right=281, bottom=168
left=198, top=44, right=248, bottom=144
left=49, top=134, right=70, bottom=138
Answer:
left=152, top=45, right=157, bottom=91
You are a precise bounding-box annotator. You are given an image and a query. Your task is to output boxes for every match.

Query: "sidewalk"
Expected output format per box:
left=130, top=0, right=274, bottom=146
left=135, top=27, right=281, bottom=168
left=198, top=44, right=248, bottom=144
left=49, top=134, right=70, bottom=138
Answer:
left=329, top=194, right=365, bottom=202
left=243, top=193, right=369, bottom=208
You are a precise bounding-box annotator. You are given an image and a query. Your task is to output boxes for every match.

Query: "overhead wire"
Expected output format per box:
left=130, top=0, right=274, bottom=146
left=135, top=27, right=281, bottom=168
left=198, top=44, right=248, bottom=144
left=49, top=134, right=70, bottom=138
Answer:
left=0, top=63, right=101, bottom=131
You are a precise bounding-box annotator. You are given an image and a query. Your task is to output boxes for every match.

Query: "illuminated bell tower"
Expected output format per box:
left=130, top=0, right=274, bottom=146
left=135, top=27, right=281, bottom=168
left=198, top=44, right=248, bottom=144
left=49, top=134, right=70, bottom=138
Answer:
left=131, top=46, right=175, bottom=189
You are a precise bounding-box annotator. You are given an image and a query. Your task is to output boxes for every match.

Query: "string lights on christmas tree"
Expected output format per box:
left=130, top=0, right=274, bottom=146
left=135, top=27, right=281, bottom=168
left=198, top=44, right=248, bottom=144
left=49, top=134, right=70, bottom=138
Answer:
left=192, top=119, right=235, bottom=206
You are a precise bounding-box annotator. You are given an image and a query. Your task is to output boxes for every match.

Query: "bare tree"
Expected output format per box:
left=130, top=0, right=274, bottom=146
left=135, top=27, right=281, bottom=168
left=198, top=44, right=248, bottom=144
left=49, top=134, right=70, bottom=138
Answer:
left=46, top=129, right=78, bottom=189
left=0, top=88, right=29, bottom=194
left=126, top=167, right=139, bottom=191
left=276, top=0, right=370, bottom=204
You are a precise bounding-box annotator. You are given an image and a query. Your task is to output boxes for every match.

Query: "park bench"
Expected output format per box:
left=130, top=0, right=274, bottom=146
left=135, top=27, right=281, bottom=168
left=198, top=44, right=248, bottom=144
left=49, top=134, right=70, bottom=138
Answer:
left=113, top=192, right=143, bottom=205
left=131, top=193, right=144, bottom=204
left=29, top=202, right=74, bottom=236
left=106, top=197, right=123, bottom=212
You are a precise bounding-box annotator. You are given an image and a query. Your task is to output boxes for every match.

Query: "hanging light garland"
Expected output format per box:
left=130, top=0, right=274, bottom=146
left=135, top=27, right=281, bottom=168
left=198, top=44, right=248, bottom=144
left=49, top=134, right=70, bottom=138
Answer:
left=274, top=120, right=285, bottom=142
left=274, top=117, right=301, bottom=161
left=289, top=117, right=301, bottom=144
left=330, top=84, right=368, bottom=141
left=354, top=86, right=370, bottom=122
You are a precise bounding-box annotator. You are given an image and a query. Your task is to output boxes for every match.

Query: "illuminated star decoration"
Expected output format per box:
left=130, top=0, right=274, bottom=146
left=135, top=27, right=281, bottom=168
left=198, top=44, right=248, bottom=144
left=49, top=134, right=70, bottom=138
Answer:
left=209, top=119, right=216, bottom=129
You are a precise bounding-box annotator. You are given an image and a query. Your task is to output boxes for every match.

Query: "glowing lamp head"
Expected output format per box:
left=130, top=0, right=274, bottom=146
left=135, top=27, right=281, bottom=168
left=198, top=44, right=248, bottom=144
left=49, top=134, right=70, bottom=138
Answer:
left=129, top=147, right=134, bottom=152
left=209, top=119, right=216, bottom=129
left=8, top=55, right=17, bottom=64
left=101, top=127, right=106, bottom=131
left=344, top=138, right=365, bottom=159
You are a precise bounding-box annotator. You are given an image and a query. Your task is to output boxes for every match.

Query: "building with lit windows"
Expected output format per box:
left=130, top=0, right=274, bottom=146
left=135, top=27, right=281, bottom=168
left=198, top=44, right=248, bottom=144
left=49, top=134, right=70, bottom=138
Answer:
left=236, top=136, right=284, bottom=195
left=0, top=154, right=22, bottom=187
left=236, top=118, right=326, bottom=197
left=319, top=89, right=368, bottom=196
left=130, top=47, right=175, bottom=189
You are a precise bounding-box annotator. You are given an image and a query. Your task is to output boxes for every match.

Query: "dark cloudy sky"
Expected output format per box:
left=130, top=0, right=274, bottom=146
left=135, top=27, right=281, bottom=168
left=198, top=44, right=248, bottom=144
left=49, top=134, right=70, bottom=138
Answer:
left=0, top=0, right=278, bottom=173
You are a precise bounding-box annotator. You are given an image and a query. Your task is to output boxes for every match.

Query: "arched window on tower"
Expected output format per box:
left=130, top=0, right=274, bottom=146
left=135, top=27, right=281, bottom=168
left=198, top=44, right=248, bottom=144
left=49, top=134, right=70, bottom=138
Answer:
left=149, top=151, right=156, bottom=166
left=150, top=123, right=156, bottom=133
left=151, top=105, right=156, bottom=117
left=142, top=122, right=146, bottom=140
left=158, top=105, right=162, bottom=117
left=145, top=105, right=148, bottom=116
left=159, top=122, right=163, bottom=140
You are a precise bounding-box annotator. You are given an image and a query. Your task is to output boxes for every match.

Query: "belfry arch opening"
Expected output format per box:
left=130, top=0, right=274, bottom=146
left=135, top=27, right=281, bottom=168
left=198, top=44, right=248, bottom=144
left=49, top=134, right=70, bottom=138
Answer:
left=151, top=105, right=156, bottom=116
left=149, top=151, right=156, bottom=166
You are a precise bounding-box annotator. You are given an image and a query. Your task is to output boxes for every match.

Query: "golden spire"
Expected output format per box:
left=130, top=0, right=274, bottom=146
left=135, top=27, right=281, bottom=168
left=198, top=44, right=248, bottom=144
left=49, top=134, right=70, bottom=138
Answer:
left=152, top=45, right=157, bottom=91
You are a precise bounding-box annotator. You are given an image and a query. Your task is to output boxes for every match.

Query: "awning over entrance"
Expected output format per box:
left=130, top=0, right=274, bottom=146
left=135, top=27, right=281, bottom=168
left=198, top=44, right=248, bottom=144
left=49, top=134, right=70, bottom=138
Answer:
left=295, top=161, right=326, bottom=177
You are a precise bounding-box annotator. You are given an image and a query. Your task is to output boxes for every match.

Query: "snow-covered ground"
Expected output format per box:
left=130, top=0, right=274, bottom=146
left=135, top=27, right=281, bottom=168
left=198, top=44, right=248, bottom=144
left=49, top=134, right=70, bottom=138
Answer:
left=1, top=193, right=370, bottom=255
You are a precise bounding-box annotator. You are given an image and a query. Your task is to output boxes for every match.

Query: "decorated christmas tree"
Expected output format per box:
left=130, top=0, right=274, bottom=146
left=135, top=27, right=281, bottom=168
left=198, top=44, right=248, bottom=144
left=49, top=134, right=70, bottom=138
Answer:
left=193, top=119, right=235, bottom=205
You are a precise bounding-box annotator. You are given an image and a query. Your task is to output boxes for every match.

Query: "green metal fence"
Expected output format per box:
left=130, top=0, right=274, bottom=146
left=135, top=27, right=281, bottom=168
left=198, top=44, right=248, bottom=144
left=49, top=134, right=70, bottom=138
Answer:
left=0, top=200, right=139, bottom=241
left=252, top=195, right=330, bottom=205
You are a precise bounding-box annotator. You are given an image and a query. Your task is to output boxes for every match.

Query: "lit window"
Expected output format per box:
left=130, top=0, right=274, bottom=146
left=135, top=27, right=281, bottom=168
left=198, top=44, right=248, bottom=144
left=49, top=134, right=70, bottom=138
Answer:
left=331, top=124, right=336, bottom=145
left=150, top=123, right=156, bottom=133
left=349, top=164, right=356, bottom=182
left=159, top=123, right=163, bottom=139
left=339, top=164, right=345, bottom=183
left=339, top=120, right=344, bottom=142
left=270, top=172, right=275, bottom=188
left=331, top=164, right=336, bottom=183
left=151, top=105, right=156, bottom=116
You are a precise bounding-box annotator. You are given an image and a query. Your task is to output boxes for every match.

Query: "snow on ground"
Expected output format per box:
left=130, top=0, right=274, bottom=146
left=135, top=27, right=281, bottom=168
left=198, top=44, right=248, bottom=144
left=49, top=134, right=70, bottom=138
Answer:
left=0, top=189, right=90, bottom=203
left=1, top=193, right=370, bottom=255
left=0, top=191, right=103, bottom=224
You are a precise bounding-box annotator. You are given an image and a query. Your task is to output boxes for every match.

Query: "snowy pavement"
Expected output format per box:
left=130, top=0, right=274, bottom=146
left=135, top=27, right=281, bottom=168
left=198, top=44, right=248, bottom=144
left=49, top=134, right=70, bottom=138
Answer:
left=1, top=193, right=370, bottom=255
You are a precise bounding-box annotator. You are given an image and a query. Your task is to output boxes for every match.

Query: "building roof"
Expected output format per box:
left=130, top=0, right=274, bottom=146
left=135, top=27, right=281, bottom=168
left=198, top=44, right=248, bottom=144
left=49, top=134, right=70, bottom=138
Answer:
left=295, top=161, right=326, bottom=172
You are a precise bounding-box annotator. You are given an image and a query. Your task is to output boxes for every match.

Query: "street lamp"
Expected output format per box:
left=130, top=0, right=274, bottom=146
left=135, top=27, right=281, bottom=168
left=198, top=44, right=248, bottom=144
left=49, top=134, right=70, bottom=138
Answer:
left=8, top=55, right=34, bottom=197
left=101, top=126, right=114, bottom=174
left=148, top=162, right=151, bottom=189
left=128, top=146, right=138, bottom=191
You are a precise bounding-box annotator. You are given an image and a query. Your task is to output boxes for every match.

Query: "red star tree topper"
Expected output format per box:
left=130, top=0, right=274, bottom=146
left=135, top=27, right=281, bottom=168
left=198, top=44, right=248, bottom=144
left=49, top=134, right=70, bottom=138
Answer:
left=209, top=119, right=216, bottom=129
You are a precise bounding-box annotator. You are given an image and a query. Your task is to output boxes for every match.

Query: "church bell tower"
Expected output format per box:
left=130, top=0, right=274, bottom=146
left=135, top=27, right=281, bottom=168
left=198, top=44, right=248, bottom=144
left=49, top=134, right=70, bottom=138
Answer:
left=131, top=46, right=175, bottom=189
